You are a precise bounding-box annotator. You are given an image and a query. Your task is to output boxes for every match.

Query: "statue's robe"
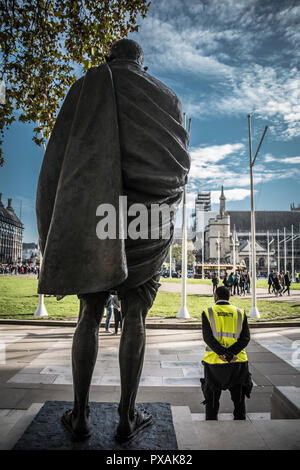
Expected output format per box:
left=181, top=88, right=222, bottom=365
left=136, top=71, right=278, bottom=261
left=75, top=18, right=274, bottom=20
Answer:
left=36, top=59, right=190, bottom=295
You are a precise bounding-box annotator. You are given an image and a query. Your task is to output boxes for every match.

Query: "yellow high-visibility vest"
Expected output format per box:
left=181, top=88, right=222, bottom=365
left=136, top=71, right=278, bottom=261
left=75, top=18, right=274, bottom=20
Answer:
left=202, top=304, right=248, bottom=364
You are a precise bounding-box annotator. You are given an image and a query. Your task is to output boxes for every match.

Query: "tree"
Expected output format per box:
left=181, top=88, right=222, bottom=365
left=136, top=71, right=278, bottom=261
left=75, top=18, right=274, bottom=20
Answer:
left=170, top=242, right=195, bottom=269
left=0, top=0, right=150, bottom=166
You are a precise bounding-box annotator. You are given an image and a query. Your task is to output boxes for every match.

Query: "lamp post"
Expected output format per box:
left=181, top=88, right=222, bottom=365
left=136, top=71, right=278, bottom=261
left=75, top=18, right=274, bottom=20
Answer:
left=248, top=232, right=251, bottom=277
left=247, top=115, right=268, bottom=318
left=177, top=114, right=192, bottom=319
left=217, top=231, right=221, bottom=280
left=267, top=230, right=270, bottom=278
left=267, top=231, right=274, bottom=278
left=233, top=225, right=236, bottom=272
left=34, top=245, right=48, bottom=317
left=284, top=227, right=287, bottom=273
left=34, top=128, right=49, bottom=317
left=292, top=225, right=294, bottom=281
left=277, top=229, right=280, bottom=273
left=202, top=227, right=205, bottom=280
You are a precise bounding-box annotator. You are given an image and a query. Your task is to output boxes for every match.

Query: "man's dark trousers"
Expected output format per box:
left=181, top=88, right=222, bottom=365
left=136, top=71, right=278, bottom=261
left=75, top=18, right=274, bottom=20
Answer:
left=205, top=384, right=246, bottom=420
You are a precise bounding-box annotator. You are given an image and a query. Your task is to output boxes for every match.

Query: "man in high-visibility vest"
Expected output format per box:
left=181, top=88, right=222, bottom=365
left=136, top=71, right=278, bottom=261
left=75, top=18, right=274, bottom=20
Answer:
left=201, top=286, right=253, bottom=420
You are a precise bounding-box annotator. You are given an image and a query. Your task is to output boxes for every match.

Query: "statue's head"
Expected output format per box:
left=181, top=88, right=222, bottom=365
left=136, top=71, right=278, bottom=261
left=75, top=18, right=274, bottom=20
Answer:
left=106, top=39, right=144, bottom=66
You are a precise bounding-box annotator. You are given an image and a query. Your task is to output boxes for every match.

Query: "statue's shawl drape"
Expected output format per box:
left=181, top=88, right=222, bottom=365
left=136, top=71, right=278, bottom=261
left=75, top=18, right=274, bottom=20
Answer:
left=36, top=61, right=190, bottom=295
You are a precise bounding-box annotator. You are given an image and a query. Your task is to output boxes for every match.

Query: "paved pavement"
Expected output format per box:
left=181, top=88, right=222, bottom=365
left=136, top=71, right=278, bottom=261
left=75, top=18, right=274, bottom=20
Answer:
left=160, top=281, right=300, bottom=303
left=0, top=324, right=300, bottom=449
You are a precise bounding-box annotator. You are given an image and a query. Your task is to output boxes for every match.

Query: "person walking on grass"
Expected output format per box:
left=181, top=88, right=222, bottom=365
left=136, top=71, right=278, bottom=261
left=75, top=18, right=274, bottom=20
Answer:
left=283, top=271, right=291, bottom=296
left=104, top=295, right=114, bottom=333
left=227, top=272, right=234, bottom=294
left=212, top=273, right=219, bottom=295
left=233, top=270, right=240, bottom=296
left=268, top=270, right=275, bottom=294
left=200, top=286, right=253, bottom=420
left=273, top=272, right=283, bottom=296
left=239, top=273, right=246, bottom=296
left=112, top=294, right=122, bottom=335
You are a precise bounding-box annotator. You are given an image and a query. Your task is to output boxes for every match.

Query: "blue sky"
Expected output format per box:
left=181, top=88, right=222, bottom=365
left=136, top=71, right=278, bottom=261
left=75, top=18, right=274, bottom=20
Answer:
left=0, top=0, right=300, bottom=242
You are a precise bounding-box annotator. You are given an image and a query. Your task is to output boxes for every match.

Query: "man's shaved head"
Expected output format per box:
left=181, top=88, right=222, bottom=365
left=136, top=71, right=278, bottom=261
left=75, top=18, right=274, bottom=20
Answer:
left=107, top=39, right=144, bottom=65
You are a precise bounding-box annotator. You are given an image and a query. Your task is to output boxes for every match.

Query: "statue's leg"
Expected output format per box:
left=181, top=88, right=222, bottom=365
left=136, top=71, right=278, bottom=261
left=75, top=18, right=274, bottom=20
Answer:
left=117, top=290, right=148, bottom=437
left=116, top=275, right=160, bottom=440
left=62, top=291, right=108, bottom=438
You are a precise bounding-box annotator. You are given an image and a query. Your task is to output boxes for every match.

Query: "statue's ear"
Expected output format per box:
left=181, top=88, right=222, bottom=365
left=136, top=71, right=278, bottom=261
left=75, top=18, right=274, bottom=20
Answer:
left=144, top=66, right=148, bottom=71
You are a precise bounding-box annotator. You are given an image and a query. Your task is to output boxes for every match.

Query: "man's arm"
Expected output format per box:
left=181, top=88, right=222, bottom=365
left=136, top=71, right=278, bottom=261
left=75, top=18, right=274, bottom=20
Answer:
left=202, top=312, right=233, bottom=358
left=227, top=314, right=250, bottom=355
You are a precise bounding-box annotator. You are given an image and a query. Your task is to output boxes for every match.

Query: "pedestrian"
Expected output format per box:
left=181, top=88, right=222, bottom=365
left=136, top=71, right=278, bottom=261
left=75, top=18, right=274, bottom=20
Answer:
left=212, top=273, right=219, bottom=295
left=200, top=286, right=253, bottom=420
left=296, top=272, right=299, bottom=283
left=283, top=272, right=291, bottom=296
left=239, top=273, right=246, bottom=296
left=223, top=272, right=228, bottom=288
left=227, top=272, right=234, bottom=294
left=112, top=294, right=122, bottom=335
left=233, top=270, right=240, bottom=296
left=268, top=270, right=274, bottom=294
left=273, top=273, right=282, bottom=296
left=104, top=295, right=114, bottom=333
left=245, top=271, right=251, bottom=293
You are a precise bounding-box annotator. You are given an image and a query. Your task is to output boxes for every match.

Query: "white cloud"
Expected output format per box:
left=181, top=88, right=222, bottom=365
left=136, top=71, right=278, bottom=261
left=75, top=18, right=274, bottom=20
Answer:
left=264, top=153, right=276, bottom=163
left=211, top=188, right=251, bottom=203
left=134, top=0, right=300, bottom=140
left=263, top=154, right=300, bottom=164
left=187, top=140, right=300, bottom=190
left=190, top=143, right=245, bottom=164
left=185, top=66, right=300, bottom=139
left=138, top=17, right=233, bottom=78
left=282, top=156, right=300, bottom=164
left=186, top=192, right=198, bottom=209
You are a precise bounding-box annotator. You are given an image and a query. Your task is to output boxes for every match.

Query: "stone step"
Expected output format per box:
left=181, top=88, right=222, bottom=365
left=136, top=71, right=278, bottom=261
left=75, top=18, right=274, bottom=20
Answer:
left=191, top=412, right=271, bottom=421
left=271, top=386, right=300, bottom=419
left=2, top=403, right=300, bottom=450
left=171, top=406, right=200, bottom=450
left=0, top=403, right=43, bottom=450
left=171, top=406, right=300, bottom=450
left=192, top=419, right=300, bottom=450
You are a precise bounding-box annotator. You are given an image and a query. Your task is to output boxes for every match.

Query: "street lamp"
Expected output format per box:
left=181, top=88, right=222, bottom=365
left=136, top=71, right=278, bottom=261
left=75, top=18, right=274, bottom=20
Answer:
left=177, top=114, right=192, bottom=319
left=217, top=231, right=221, bottom=280
left=247, top=115, right=268, bottom=319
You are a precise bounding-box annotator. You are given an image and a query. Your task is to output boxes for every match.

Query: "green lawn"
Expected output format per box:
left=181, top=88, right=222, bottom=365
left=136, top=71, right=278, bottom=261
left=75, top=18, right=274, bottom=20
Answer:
left=0, top=275, right=299, bottom=322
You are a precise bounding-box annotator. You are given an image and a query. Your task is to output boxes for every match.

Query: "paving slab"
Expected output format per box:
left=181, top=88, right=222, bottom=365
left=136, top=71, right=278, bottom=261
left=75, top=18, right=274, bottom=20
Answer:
left=266, top=375, right=300, bottom=387
left=0, top=388, right=29, bottom=409
left=171, top=406, right=200, bottom=450
left=253, top=362, right=300, bottom=375
left=252, top=420, right=300, bottom=450
left=0, top=403, right=43, bottom=450
left=194, top=420, right=269, bottom=450
left=7, top=373, right=58, bottom=385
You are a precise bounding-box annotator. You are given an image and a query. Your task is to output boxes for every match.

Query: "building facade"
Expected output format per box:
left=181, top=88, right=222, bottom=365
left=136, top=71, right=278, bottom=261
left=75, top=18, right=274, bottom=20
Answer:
left=22, top=242, right=39, bottom=264
left=0, top=194, right=23, bottom=264
left=194, top=188, right=300, bottom=274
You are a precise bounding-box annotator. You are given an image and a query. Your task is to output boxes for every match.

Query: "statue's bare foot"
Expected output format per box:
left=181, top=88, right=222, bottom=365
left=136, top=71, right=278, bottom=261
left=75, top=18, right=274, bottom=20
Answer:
left=61, top=408, right=91, bottom=441
left=115, top=409, right=152, bottom=443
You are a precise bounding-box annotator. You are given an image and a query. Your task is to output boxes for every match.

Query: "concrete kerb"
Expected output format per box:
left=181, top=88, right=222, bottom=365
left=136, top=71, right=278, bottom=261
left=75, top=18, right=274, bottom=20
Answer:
left=0, top=318, right=299, bottom=329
